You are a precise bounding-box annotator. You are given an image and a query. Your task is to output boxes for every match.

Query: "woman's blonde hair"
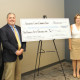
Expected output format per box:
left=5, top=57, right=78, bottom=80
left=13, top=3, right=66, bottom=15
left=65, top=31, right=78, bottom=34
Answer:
left=74, top=14, right=80, bottom=23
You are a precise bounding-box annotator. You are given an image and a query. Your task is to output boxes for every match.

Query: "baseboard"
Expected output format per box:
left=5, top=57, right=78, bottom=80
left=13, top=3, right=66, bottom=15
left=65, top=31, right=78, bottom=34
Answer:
left=22, top=59, right=66, bottom=76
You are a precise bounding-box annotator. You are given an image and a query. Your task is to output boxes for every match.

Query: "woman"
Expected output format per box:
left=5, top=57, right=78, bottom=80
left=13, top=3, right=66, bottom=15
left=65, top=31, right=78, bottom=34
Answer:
left=69, top=14, right=80, bottom=78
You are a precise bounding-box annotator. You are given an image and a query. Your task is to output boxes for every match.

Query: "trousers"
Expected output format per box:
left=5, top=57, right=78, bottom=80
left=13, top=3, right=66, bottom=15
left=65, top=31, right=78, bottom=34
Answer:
left=2, top=56, right=21, bottom=80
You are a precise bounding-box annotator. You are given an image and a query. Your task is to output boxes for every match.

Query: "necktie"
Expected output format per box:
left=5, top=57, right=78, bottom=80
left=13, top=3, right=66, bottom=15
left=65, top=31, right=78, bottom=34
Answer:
left=13, top=26, right=21, bottom=50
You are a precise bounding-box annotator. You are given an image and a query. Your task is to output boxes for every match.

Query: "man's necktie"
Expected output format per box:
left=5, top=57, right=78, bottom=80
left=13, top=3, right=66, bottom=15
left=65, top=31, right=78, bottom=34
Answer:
left=13, top=26, right=21, bottom=50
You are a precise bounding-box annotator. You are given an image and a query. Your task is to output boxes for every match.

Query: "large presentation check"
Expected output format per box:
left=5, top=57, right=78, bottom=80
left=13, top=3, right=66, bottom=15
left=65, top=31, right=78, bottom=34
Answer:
left=20, top=18, right=71, bottom=42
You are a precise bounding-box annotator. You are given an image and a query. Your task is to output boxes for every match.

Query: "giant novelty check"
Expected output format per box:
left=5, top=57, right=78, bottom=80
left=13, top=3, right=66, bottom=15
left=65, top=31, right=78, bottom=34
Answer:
left=20, top=18, right=71, bottom=42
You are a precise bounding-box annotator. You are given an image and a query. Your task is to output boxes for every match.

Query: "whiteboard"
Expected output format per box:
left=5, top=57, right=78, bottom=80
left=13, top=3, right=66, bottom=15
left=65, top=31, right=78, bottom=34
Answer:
left=20, top=18, right=71, bottom=42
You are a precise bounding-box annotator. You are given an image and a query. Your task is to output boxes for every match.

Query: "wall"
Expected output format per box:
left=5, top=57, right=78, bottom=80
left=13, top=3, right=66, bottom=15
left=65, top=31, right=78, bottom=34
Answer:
left=0, top=0, right=65, bottom=73
left=64, top=0, right=80, bottom=24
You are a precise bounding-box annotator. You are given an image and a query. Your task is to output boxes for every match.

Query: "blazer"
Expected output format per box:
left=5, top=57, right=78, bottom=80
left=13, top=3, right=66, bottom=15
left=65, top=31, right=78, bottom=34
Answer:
left=0, top=34, right=4, bottom=80
left=0, top=36, right=2, bottom=66
left=0, top=24, right=26, bottom=62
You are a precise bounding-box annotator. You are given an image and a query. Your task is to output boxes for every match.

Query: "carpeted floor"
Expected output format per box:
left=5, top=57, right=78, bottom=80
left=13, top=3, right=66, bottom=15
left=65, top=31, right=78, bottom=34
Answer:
left=22, top=61, right=80, bottom=80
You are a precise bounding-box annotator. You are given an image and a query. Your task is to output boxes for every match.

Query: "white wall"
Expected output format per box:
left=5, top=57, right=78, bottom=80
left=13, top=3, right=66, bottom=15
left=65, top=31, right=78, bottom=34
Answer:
left=0, top=0, right=64, bottom=73
left=0, top=0, right=64, bottom=27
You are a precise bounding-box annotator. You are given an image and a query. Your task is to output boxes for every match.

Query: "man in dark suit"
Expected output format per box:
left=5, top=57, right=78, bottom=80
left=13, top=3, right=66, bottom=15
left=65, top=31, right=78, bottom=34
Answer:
left=0, top=35, right=4, bottom=80
left=0, top=13, right=26, bottom=80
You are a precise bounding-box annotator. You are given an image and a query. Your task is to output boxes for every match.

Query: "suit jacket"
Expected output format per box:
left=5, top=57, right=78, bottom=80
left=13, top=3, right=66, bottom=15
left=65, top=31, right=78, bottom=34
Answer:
left=0, top=34, right=4, bottom=80
left=0, top=24, right=26, bottom=62
left=0, top=35, right=2, bottom=66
